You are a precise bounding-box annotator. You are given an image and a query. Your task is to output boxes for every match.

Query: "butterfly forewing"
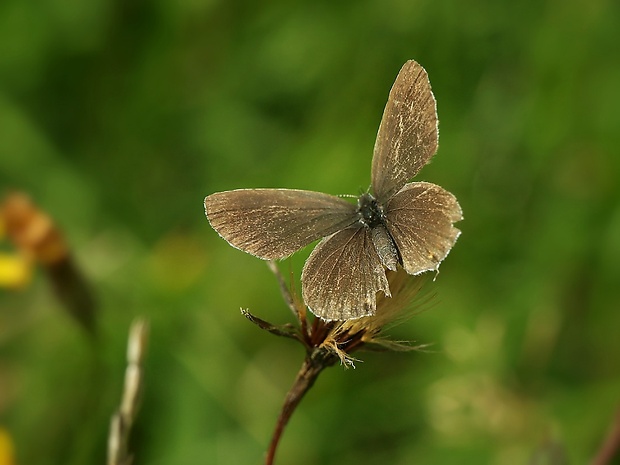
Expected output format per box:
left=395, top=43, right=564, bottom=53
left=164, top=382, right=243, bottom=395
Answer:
left=301, top=227, right=390, bottom=320
left=371, top=60, right=439, bottom=203
left=205, top=189, right=358, bottom=260
left=384, top=181, right=462, bottom=275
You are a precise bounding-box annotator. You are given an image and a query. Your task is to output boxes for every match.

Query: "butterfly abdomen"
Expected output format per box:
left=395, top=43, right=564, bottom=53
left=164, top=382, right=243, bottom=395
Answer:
left=371, top=224, right=399, bottom=271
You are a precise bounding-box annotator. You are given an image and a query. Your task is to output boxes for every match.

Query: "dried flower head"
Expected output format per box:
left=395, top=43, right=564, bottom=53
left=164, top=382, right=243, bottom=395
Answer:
left=244, top=262, right=433, bottom=465
left=245, top=263, right=431, bottom=369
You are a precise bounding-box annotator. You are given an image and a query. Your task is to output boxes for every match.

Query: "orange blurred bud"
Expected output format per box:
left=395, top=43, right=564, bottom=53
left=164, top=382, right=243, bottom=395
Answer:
left=1, top=192, right=67, bottom=265
left=1, top=192, right=97, bottom=334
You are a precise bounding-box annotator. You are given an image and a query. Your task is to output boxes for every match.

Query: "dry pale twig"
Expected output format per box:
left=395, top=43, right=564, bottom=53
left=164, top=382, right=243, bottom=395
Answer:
left=107, top=318, right=149, bottom=465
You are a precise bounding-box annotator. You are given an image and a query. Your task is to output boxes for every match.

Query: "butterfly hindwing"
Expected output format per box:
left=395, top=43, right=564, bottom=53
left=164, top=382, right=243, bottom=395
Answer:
left=205, top=189, right=358, bottom=260
left=301, top=227, right=390, bottom=320
left=384, top=181, right=462, bottom=275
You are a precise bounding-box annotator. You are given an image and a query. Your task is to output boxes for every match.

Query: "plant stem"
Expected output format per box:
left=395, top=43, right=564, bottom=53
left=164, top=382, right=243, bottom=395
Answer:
left=264, top=353, right=329, bottom=465
left=590, top=408, right=620, bottom=465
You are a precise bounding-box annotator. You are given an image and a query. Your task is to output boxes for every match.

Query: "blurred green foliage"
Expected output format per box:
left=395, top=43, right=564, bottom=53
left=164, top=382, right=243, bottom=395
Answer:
left=1, top=0, right=620, bottom=464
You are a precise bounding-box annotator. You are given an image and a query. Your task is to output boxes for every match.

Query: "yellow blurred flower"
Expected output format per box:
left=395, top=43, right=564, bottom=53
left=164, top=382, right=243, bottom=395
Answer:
left=0, top=428, right=15, bottom=465
left=0, top=253, right=32, bottom=289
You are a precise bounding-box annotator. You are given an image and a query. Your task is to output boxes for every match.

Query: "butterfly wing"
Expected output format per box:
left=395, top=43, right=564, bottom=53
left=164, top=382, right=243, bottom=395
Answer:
left=371, top=60, right=439, bottom=203
left=301, top=227, right=390, bottom=320
left=205, top=189, right=357, bottom=260
left=385, top=181, right=462, bottom=275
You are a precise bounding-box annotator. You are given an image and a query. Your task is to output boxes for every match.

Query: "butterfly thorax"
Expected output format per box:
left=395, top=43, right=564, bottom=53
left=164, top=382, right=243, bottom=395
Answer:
left=357, top=193, right=400, bottom=271
left=357, top=193, right=384, bottom=227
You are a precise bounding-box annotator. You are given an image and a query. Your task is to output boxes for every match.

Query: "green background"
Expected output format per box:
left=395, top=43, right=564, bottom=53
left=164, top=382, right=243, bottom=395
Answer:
left=1, top=0, right=619, bottom=464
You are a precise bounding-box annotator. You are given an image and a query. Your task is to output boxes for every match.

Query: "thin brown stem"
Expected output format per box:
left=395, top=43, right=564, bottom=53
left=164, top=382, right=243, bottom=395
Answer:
left=590, top=407, right=620, bottom=465
left=265, top=353, right=330, bottom=465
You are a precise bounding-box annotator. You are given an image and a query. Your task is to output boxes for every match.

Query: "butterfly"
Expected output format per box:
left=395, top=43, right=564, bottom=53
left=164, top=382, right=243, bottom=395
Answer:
left=204, top=60, right=462, bottom=321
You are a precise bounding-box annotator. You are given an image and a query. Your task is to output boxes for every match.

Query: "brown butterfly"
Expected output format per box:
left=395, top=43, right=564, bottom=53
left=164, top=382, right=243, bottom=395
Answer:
left=205, top=60, right=462, bottom=320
